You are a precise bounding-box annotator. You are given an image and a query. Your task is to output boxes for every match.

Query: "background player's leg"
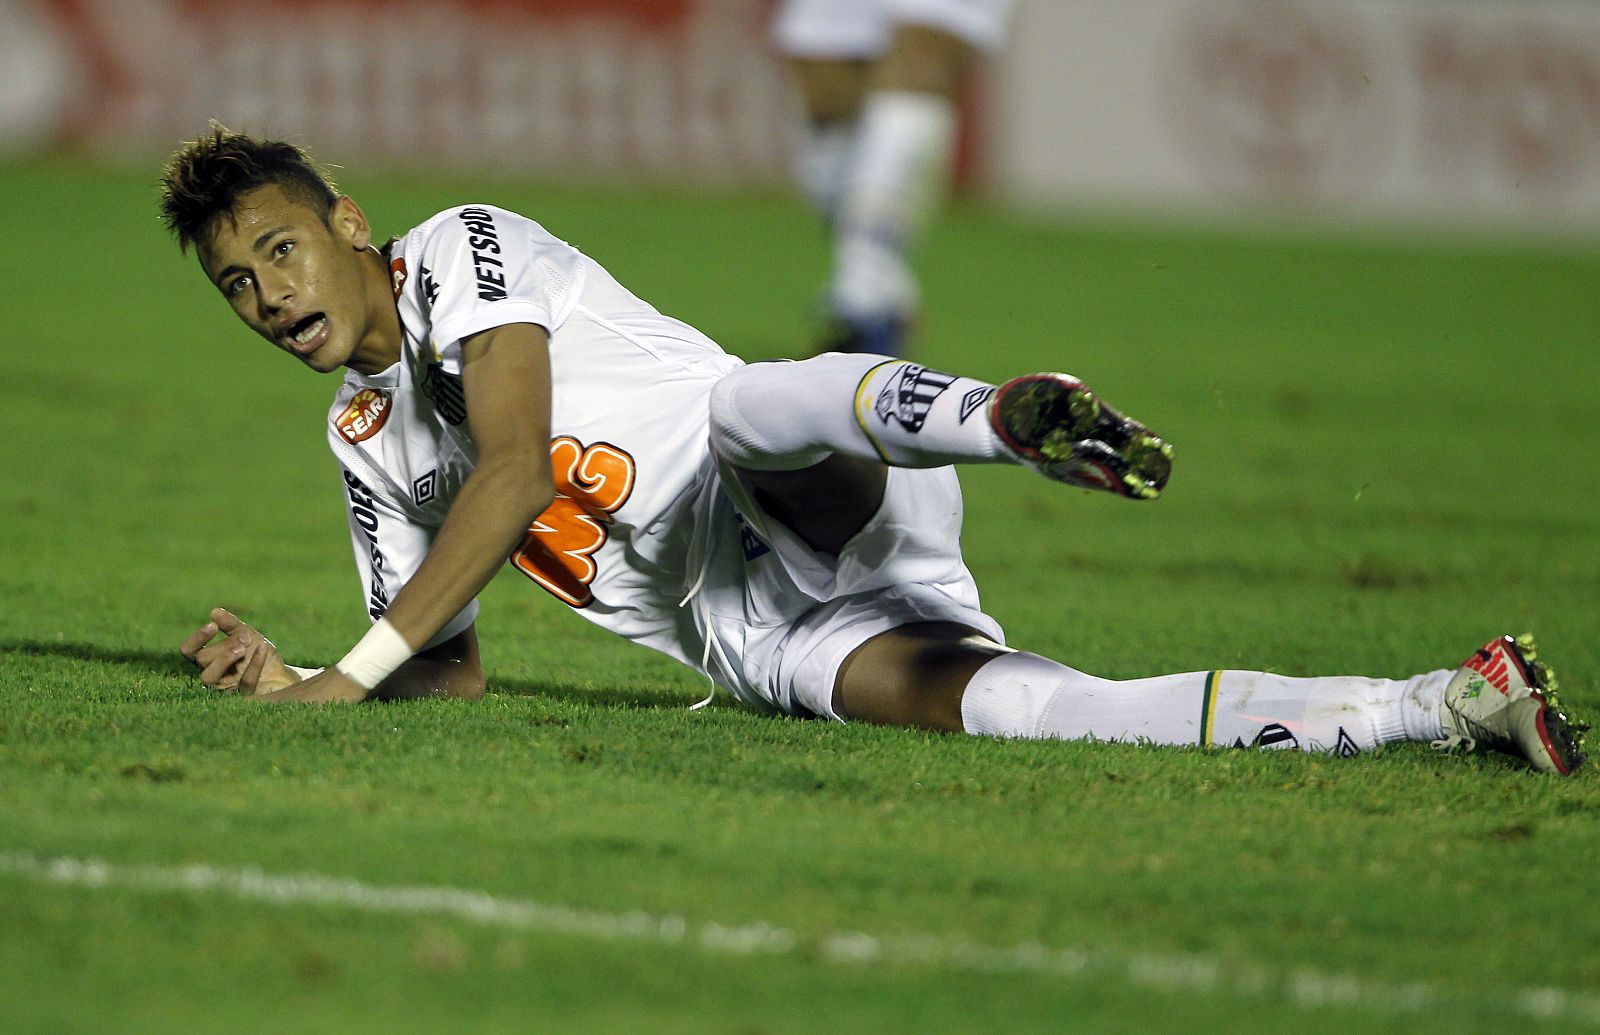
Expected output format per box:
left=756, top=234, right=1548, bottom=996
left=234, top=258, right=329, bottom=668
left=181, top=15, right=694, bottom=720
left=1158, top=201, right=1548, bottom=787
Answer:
left=824, top=24, right=973, bottom=354
left=772, top=0, right=887, bottom=230
left=788, top=57, right=871, bottom=225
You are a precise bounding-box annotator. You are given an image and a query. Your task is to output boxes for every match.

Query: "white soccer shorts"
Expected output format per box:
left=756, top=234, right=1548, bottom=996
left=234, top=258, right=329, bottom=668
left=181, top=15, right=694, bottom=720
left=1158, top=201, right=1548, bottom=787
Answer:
left=692, top=463, right=1005, bottom=720
left=772, top=0, right=1015, bottom=59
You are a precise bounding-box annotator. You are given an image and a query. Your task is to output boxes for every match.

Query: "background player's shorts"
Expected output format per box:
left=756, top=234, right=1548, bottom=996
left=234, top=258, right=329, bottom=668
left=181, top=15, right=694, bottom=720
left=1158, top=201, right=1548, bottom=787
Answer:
left=689, top=463, right=1004, bottom=721
left=772, top=0, right=1014, bottom=59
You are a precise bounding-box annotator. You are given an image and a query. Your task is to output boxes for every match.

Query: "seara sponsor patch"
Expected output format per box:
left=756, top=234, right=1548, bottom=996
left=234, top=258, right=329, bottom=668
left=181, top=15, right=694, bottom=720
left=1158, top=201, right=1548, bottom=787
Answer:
left=336, top=388, right=392, bottom=443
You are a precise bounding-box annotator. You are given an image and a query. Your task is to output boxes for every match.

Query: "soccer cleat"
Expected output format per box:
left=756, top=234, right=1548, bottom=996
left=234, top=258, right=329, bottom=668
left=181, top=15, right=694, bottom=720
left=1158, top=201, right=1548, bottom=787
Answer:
left=1434, top=634, right=1588, bottom=776
left=988, top=372, right=1174, bottom=499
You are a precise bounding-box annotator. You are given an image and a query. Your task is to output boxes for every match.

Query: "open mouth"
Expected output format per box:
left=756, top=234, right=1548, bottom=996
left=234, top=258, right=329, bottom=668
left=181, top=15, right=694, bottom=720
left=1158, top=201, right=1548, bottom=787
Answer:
left=285, top=313, right=328, bottom=354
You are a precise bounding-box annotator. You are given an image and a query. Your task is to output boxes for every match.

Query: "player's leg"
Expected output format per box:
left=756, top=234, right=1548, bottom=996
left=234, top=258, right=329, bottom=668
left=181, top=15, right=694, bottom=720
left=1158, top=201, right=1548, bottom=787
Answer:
left=833, top=626, right=1586, bottom=772
left=739, top=455, right=888, bottom=557
left=833, top=625, right=1441, bottom=753
left=725, top=446, right=1585, bottom=773
left=832, top=620, right=1006, bottom=730
left=709, top=353, right=1173, bottom=505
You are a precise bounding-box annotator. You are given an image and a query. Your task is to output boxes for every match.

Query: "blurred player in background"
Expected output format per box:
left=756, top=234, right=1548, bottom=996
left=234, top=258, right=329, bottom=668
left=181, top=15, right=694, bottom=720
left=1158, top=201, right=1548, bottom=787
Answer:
left=165, top=128, right=1584, bottom=776
left=772, top=0, right=1014, bottom=356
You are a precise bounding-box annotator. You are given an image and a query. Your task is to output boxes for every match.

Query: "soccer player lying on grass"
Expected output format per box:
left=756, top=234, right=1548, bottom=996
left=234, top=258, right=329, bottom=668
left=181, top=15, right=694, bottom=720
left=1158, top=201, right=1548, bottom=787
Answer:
left=164, top=127, right=1587, bottom=776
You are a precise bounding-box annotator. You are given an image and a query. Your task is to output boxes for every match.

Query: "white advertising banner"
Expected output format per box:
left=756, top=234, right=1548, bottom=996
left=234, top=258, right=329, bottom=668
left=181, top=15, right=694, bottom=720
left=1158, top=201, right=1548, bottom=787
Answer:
left=0, top=0, right=797, bottom=182
left=4, top=0, right=1597, bottom=232
left=993, top=0, right=1600, bottom=231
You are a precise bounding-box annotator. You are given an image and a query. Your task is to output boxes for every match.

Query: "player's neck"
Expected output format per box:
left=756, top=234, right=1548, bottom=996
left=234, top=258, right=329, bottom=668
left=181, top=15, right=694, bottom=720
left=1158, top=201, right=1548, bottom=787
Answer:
left=345, top=247, right=403, bottom=376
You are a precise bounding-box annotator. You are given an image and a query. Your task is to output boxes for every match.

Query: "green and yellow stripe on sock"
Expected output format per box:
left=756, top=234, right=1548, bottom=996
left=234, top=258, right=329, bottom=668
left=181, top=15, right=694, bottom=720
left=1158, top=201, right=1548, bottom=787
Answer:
left=1199, top=671, right=1222, bottom=747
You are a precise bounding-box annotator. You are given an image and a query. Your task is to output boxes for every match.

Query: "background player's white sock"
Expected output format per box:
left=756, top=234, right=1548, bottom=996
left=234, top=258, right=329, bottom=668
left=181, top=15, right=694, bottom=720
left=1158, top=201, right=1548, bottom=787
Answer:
left=710, top=352, right=1005, bottom=471
left=960, top=651, right=1452, bottom=754
left=829, top=90, right=956, bottom=322
left=793, top=118, right=858, bottom=225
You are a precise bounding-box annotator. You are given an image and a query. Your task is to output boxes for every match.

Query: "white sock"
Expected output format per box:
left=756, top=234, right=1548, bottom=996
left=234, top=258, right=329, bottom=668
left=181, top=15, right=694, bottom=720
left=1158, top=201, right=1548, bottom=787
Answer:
left=960, top=651, right=1453, bottom=756
left=830, top=90, right=957, bottom=321
left=793, top=118, right=858, bottom=225
left=709, top=353, right=1006, bottom=471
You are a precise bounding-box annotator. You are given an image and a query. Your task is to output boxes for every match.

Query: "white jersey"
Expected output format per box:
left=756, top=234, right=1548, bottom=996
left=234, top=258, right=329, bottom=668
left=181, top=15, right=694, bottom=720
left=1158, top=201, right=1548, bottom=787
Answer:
left=325, top=204, right=740, bottom=665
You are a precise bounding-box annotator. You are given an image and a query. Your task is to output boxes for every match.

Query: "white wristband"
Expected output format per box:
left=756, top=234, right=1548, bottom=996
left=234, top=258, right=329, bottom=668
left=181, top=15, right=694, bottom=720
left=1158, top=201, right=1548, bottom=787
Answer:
left=334, top=617, right=414, bottom=691
left=286, top=665, right=324, bottom=682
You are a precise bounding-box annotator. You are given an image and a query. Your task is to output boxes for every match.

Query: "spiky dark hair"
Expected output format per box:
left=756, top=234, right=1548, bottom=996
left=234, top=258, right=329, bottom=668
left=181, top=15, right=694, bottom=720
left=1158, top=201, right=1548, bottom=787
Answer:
left=159, top=123, right=339, bottom=253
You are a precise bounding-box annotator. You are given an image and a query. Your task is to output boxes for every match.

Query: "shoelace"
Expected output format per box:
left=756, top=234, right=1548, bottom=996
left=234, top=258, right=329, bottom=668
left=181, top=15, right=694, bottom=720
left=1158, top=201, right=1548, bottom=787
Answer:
left=678, top=467, right=744, bottom=713
left=1432, top=699, right=1515, bottom=754
left=678, top=562, right=717, bottom=712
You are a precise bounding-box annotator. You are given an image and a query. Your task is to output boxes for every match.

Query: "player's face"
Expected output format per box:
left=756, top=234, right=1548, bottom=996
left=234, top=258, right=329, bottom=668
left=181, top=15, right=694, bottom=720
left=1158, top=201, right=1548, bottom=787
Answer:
left=198, top=184, right=392, bottom=375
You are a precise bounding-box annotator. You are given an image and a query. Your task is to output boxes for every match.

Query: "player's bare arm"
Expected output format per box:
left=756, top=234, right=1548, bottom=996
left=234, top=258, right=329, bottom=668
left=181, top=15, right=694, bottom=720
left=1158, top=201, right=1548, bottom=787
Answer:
left=265, top=321, right=555, bottom=703
left=180, top=607, right=486, bottom=701
left=180, top=318, right=543, bottom=703
left=339, top=321, right=555, bottom=667
left=377, top=321, right=556, bottom=649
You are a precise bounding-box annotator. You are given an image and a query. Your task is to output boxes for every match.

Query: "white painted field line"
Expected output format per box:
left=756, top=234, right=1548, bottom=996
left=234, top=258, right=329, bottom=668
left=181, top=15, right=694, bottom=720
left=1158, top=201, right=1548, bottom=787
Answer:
left=2, top=850, right=1596, bottom=1026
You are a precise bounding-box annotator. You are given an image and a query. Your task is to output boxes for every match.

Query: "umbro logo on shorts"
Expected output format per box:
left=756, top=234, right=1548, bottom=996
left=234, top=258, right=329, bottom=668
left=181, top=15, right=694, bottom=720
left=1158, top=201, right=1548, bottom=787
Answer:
left=735, top=512, right=770, bottom=561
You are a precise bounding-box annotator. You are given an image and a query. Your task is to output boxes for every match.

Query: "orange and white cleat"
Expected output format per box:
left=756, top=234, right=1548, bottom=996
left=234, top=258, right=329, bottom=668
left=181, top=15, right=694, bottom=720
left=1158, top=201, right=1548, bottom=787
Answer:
left=1435, top=634, right=1588, bottom=775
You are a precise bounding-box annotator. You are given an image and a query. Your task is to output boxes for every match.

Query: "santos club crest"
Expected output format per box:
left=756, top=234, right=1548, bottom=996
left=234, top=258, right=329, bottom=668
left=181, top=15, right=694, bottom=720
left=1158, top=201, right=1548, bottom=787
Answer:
left=875, top=364, right=957, bottom=433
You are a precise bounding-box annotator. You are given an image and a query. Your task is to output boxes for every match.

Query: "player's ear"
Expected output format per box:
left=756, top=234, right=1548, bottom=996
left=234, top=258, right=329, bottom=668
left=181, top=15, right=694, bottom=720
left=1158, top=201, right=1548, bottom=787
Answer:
left=330, top=195, right=372, bottom=251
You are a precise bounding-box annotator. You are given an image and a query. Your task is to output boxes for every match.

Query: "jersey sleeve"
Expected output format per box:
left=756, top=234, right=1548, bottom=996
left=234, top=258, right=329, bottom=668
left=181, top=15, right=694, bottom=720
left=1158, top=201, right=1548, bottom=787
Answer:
left=417, top=205, right=588, bottom=375
left=339, top=465, right=478, bottom=651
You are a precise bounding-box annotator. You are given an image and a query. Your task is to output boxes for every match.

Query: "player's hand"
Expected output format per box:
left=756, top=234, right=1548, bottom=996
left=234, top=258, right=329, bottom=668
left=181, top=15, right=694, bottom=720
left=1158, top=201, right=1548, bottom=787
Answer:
left=179, top=607, right=299, bottom=695
left=253, top=666, right=368, bottom=703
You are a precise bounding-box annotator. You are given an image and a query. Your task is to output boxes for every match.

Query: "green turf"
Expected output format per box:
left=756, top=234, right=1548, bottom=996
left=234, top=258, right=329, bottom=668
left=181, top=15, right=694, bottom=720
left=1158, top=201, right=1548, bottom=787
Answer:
left=2, top=157, right=1598, bottom=1033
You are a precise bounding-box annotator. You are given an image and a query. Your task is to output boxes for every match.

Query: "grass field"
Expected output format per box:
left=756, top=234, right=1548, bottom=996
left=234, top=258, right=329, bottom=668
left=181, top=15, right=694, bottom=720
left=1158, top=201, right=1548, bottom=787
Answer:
left=2, top=158, right=1598, bottom=1033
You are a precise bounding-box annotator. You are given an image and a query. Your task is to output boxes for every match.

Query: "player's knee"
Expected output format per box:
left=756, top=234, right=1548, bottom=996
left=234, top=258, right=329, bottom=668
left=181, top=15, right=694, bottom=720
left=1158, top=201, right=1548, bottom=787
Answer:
left=835, top=623, right=1005, bottom=732
left=791, top=57, right=872, bottom=123
left=709, top=362, right=838, bottom=471
left=877, top=24, right=976, bottom=98
left=708, top=368, right=770, bottom=468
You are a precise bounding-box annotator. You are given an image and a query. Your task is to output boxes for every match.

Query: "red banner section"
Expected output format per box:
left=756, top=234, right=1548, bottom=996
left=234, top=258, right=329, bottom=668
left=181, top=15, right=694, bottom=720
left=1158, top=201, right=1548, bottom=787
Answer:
left=8, top=0, right=799, bottom=182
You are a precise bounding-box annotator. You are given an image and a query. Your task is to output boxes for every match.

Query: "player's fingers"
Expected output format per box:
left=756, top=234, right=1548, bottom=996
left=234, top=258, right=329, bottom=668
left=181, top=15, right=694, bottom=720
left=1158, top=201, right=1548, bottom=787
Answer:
left=191, top=628, right=249, bottom=672
left=198, top=642, right=248, bottom=688
left=219, top=642, right=261, bottom=693
left=239, top=640, right=270, bottom=695
left=179, top=621, right=220, bottom=664
left=211, top=608, right=247, bottom=635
